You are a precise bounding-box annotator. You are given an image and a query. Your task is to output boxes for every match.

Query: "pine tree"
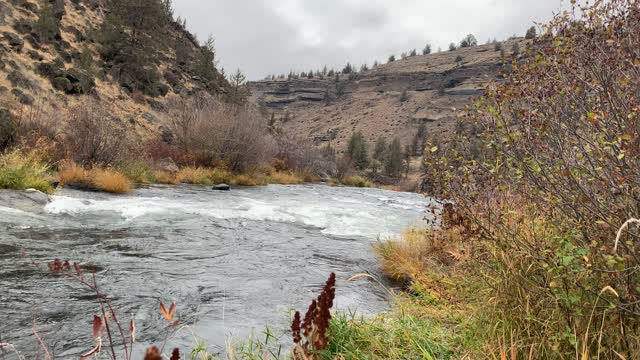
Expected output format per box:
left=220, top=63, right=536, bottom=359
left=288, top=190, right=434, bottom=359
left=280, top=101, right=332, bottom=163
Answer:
left=226, top=69, right=250, bottom=105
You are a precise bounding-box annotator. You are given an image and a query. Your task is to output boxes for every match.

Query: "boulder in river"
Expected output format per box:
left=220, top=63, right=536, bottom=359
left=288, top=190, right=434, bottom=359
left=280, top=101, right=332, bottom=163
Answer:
left=0, top=189, right=50, bottom=212
left=211, top=184, right=230, bottom=191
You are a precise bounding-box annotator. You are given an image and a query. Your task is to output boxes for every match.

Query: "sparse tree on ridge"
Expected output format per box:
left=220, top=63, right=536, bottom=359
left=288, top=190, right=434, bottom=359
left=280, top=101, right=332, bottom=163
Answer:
left=422, top=44, right=432, bottom=55
left=460, top=34, right=478, bottom=47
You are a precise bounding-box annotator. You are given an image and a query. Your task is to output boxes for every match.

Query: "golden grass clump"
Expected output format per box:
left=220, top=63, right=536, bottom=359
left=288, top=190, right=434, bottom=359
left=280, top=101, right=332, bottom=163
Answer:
left=90, top=168, right=133, bottom=194
left=58, top=161, right=86, bottom=185
left=58, top=161, right=133, bottom=194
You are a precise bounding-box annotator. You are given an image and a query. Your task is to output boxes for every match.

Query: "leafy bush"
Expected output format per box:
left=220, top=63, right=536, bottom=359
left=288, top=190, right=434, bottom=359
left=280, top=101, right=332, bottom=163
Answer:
left=422, top=0, right=640, bottom=357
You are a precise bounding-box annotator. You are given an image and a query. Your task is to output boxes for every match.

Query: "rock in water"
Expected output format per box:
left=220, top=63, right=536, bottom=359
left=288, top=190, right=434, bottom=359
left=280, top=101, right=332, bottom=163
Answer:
left=0, top=189, right=50, bottom=212
left=212, top=184, right=230, bottom=191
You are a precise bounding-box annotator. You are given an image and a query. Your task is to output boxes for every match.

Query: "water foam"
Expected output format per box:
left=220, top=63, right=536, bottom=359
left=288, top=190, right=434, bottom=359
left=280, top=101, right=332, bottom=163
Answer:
left=45, top=186, right=431, bottom=237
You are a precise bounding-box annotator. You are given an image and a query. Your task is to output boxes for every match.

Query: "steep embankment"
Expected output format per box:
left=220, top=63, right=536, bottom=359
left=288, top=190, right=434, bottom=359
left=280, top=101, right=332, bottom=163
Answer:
left=249, top=39, right=527, bottom=153
left=0, top=0, right=226, bottom=136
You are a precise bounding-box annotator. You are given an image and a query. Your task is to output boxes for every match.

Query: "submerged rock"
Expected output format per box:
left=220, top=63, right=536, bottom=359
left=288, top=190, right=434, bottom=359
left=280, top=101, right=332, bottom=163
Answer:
left=0, top=189, right=50, bottom=212
left=211, top=184, right=230, bottom=191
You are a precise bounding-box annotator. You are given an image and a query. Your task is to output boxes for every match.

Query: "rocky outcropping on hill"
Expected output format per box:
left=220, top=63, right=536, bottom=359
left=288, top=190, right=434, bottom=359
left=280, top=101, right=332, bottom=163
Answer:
left=249, top=39, right=526, bottom=153
left=0, top=0, right=228, bottom=136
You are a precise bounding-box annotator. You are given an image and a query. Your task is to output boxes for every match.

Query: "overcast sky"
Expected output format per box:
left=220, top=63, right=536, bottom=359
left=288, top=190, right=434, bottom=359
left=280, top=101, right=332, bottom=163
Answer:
left=173, top=0, right=568, bottom=80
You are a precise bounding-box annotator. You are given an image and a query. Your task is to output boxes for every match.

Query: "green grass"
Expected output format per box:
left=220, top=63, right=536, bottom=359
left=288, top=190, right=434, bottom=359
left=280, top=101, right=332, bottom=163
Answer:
left=320, top=310, right=453, bottom=360
left=0, top=150, right=53, bottom=193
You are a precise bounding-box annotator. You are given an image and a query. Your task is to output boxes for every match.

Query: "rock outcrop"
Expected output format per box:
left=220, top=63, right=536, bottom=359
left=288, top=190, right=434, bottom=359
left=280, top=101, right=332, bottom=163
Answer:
left=249, top=39, right=526, bottom=153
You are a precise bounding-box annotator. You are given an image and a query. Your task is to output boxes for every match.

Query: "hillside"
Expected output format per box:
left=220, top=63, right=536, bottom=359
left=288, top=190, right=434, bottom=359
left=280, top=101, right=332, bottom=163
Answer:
left=0, top=0, right=228, bottom=136
left=248, top=39, right=527, bottom=154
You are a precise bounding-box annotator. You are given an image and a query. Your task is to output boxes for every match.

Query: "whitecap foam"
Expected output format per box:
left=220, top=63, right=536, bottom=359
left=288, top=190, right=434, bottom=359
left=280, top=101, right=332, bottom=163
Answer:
left=45, top=186, right=433, bottom=238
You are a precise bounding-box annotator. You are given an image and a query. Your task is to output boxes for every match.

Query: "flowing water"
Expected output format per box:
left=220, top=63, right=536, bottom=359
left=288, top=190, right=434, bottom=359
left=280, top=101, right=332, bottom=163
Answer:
left=0, top=184, right=435, bottom=358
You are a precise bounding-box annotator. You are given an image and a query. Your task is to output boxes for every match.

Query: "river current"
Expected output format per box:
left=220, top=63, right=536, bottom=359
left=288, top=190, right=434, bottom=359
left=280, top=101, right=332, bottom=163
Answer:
left=0, top=184, right=434, bottom=357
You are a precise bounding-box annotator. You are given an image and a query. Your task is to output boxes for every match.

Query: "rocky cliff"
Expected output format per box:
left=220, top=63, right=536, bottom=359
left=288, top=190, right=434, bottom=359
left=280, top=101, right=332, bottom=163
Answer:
left=249, top=39, right=526, bottom=153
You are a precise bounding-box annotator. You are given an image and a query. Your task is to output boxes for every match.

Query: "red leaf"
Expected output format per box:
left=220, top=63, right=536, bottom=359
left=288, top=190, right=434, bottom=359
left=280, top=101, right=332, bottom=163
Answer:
left=160, top=302, right=176, bottom=322
left=92, top=315, right=103, bottom=338
left=170, top=348, right=180, bottom=360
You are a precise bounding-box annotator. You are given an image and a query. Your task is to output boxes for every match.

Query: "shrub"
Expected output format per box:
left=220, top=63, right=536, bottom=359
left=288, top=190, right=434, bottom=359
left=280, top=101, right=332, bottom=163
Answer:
left=63, top=99, right=137, bottom=166
left=32, top=1, right=58, bottom=42
left=166, top=96, right=275, bottom=171
left=422, top=0, right=640, bottom=357
left=448, top=43, right=457, bottom=51
left=338, top=176, right=372, bottom=188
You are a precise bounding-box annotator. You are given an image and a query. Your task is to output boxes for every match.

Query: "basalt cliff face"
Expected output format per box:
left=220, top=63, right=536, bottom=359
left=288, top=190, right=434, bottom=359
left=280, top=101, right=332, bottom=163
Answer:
left=249, top=39, right=526, bottom=153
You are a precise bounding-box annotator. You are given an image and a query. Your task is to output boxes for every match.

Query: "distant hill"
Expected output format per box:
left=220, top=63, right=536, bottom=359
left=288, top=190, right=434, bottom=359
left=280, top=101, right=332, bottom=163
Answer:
left=248, top=39, right=528, bottom=154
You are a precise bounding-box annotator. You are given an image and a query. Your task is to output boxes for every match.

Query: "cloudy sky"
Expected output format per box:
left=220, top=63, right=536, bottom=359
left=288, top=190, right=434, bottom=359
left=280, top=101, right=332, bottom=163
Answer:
left=173, top=0, right=568, bottom=80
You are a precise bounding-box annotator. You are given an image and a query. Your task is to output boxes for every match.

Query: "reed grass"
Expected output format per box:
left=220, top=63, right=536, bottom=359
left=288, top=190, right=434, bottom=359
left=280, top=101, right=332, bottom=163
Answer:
left=0, top=149, right=53, bottom=193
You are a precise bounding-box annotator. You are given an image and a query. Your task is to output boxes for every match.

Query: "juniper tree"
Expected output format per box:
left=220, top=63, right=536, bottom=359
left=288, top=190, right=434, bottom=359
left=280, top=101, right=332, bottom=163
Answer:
left=373, top=136, right=387, bottom=162
left=525, top=26, right=537, bottom=39
left=384, top=138, right=403, bottom=177
left=460, top=34, right=478, bottom=47
left=347, top=132, right=369, bottom=170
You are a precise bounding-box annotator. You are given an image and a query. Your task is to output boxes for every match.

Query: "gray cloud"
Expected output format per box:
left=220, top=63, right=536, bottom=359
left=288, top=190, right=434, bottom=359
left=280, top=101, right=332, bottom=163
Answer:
left=173, top=0, right=568, bottom=80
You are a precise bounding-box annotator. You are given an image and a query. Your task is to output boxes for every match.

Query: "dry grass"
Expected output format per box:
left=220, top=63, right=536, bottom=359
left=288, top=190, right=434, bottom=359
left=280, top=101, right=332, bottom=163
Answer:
left=90, top=168, right=133, bottom=194
left=57, top=161, right=86, bottom=185
left=58, top=161, right=133, bottom=194
left=152, top=170, right=178, bottom=185
left=0, top=148, right=53, bottom=193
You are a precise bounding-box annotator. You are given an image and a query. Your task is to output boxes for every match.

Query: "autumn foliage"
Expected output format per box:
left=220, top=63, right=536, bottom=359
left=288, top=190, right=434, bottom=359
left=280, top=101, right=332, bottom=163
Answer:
left=421, top=0, right=640, bottom=357
left=291, top=272, right=336, bottom=359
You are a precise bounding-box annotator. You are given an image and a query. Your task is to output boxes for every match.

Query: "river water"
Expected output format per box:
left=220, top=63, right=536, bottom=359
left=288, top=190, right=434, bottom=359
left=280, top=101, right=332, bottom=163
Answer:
left=0, top=184, right=434, bottom=358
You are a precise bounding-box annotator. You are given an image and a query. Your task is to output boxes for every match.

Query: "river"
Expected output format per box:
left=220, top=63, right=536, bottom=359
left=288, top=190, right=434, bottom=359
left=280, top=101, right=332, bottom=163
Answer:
left=0, top=184, right=434, bottom=358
